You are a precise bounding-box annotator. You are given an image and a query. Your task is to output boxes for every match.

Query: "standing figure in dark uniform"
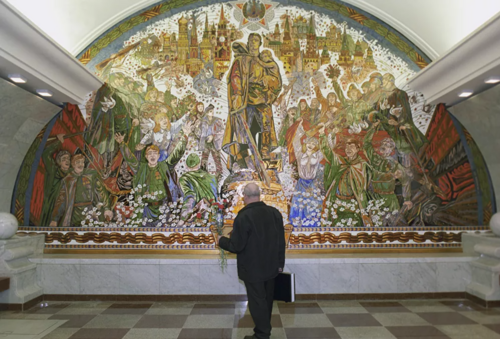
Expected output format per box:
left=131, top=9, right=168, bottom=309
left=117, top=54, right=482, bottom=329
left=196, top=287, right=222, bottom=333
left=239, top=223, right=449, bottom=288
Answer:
left=218, top=183, right=286, bottom=339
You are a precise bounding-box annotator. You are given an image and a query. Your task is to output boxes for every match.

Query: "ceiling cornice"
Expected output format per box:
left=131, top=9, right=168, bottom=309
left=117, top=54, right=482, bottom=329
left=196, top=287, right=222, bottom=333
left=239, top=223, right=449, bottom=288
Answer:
left=0, top=0, right=103, bottom=105
left=70, top=0, right=161, bottom=56
left=406, top=11, right=500, bottom=107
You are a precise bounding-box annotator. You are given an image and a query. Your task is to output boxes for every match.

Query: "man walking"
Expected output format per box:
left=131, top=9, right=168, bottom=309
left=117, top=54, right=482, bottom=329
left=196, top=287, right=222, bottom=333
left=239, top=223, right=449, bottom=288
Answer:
left=218, top=183, right=285, bottom=339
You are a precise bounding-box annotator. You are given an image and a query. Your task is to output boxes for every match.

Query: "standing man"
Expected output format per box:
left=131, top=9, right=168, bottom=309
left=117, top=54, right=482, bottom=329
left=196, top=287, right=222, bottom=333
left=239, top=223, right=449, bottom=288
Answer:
left=196, top=104, right=224, bottom=177
left=218, top=183, right=285, bottom=339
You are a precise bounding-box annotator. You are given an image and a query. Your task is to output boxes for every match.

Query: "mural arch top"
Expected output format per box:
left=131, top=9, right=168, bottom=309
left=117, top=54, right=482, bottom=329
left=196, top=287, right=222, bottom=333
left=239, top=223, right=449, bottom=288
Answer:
left=12, top=0, right=495, bottom=248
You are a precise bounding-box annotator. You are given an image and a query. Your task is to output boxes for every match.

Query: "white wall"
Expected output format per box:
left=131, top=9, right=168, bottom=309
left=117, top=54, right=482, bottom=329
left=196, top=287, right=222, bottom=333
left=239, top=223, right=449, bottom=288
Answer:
left=0, top=78, right=60, bottom=213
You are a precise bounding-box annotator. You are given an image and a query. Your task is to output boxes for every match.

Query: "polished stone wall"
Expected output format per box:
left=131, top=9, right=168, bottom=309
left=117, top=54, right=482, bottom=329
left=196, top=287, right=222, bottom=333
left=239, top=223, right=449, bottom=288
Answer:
left=31, top=255, right=472, bottom=296
left=0, top=78, right=59, bottom=212
left=450, top=84, right=500, bottom=211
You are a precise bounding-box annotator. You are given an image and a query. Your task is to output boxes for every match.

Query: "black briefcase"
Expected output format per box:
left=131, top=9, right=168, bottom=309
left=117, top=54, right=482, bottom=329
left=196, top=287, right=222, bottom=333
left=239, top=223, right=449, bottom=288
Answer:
left=273, top=272, right=295, bottom=302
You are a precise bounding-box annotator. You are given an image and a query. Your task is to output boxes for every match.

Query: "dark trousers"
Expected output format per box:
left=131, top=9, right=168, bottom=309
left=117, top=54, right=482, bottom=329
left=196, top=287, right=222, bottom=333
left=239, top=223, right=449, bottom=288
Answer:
left=244, top=278, right=275, bottom=339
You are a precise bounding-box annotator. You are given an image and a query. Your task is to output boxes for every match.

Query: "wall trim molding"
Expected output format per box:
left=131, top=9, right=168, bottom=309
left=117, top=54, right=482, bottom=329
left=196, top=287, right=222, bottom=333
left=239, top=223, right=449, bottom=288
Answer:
left=0, top=1, right=102, bottom=105
left=407, top=11, right=500, bottom=107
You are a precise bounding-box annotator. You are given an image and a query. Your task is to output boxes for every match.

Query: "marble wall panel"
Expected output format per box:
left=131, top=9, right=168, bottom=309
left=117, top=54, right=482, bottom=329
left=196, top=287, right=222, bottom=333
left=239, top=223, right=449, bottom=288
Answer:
left=80, top=264, right=120, bottom=295
left=285, top=263, right=320, bottom=294
left=436, top=262, right=472, bottom=292
left=358, top=263, right=399, bottom=294
left=319, top=263, right=359, bottom=294
left=41, top=264, right=80, bottom=294
left=160, top=264, right=200, bottom=295
left=119, top=264, right=160, bottom=295
left=198, top=264, right=243, bottom=295
left=397, top=262, right=438, bottom=293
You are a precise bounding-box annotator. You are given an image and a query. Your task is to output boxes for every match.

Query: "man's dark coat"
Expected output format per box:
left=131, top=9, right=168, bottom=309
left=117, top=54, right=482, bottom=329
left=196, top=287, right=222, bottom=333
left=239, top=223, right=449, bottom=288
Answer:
left=219, top=201, right=285, bottom=283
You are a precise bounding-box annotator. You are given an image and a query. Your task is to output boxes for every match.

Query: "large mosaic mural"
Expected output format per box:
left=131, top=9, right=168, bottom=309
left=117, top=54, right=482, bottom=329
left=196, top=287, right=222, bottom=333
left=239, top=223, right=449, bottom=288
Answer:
left=12, top=0, right=496, bottom=230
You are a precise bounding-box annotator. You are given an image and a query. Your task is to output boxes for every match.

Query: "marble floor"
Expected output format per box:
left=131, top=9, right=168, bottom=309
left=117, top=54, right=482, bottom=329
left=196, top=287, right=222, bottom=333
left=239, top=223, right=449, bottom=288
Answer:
left=1, top=299, right=500, bottom=339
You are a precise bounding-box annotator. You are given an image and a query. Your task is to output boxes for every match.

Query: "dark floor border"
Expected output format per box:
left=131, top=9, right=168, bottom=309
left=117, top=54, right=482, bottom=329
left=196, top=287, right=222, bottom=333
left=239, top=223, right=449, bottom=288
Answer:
left=466, top=292, right=500, bottom=308
left=42, top=292, right=467, bottom=303
left=3, top=292, right=496, bottom=310
left=0, top=295, right=43, bottom=311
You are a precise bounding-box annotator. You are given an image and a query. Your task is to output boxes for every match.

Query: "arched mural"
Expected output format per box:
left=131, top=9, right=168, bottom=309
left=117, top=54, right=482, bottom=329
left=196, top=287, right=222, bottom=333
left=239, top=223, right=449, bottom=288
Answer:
left=12, top=0, right=495, bottom=228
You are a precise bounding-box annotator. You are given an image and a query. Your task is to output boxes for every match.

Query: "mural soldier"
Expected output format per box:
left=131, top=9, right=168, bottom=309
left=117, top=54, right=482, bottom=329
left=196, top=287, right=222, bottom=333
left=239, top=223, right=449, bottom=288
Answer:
left=364, top=121, right=412, bottom=214
left=50, top=155, right=113, bottom=227
left=196, top=104, right=224, bottom=176
left=319, top=128, right=370, bottom=227
left=179, top=153, right=218, bottom=220
left=40, top=134, right=71, bottom=226
left=222, top=33, right=282, bottom=171
left=115, top=121, right=194, bottom=223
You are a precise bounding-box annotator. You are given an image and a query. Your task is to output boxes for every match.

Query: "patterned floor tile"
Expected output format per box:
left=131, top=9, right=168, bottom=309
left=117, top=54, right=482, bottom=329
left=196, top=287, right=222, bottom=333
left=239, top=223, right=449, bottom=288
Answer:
left=101, top=304, right=152, bottom=315
left=232, top=327, right=286, bottom=339
left=284, top=327, right=341, bottom=338
left=55, top=308, right=105, bottom=316
left=122, top=328, right=181, bottom=339
left=133, top=314, right=187, bottom=328
left=484, top=323, right=500, bottom=334
left=82, top=314, right=141, bottom=328
left=336, top=326, right=397, bottom=339
left=327, top=313, right=382, bottom=327
left=278, top=302, right=323, bottom=314
left=178, top=328, right=233, bottom=339
left=400, top=300, right=456, bottom=313
left=416, top=312, right=477, bottom=325
left=360, top=301, right=411, bottom=313
left=436, top=324, right=500, bottom=339
left=25, top=303, right=71, bottom=314
left=49, top=315, right=96, bottom=328
left=233, top=314, right=282, bottom=328
left=191, top=303, right=235, bottom=315
left=41, top=328, right=80, bottom=339
left=322, top=306, right=369, bottom=314
left=459, top=310, right=500, bottom=324
left=385, top=325, right=450, bottom=338
left=281, top=313, right=334, bottom=328
left=372, top=313, right=431, bottom=326
left=68, top=328, right=129, bottom=339
left=183, top=314, right=235, bottom=328
left=439, top=300, right=485, bottom=312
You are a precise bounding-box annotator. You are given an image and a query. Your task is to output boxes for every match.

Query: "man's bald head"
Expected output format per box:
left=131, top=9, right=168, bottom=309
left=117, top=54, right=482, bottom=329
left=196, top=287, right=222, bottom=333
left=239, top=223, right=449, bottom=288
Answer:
left=243, top=183, right=261, bottom=205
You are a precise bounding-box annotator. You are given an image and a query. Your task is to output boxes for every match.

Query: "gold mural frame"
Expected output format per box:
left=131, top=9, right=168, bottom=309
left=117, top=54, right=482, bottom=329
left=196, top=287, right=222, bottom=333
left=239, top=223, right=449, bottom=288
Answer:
left=17, top=226, right=487, bottom=253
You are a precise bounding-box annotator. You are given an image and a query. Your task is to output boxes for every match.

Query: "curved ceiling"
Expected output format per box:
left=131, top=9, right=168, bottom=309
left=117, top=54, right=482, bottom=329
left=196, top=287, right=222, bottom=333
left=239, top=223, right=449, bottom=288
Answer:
left=5, top=0, right=500, bottom=60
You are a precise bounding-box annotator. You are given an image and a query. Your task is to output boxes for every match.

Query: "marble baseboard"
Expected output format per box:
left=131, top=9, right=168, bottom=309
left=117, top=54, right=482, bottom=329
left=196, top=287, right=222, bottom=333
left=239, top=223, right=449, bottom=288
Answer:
left=30, top=255, right=474, bottom=296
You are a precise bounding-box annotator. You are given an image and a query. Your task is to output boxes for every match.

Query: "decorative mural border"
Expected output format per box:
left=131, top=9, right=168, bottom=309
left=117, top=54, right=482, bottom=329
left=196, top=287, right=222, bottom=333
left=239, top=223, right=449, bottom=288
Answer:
left=17, top=226, right=489, bottom=251
left=76, top=0, right=430, bottom=70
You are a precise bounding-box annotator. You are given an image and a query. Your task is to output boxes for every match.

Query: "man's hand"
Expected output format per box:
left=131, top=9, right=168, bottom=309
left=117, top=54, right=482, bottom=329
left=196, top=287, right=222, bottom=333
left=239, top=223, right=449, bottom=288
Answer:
left=206, top=135, right=214, bottom=143
left=403, top=201, right=413, bottom=210
left=135, top=143, right=146, bottom=151
left=182, top=121, right=194, bottom=136
left=115, top=133, right=125, bottom=144
left=278, top=267, right=283, bottom=273
left=56, top=134, right=65, bottom=144
left=311, top=78, right=318, bottom=87
left=132, top=119, right=140, bottom=127
left=104, top=210, right=113, bottom=221
left=380, top=98, right=389, bottom=110
left=49, top=221, right=57, bottom=227
left=388, top=119, right=399, bottom=126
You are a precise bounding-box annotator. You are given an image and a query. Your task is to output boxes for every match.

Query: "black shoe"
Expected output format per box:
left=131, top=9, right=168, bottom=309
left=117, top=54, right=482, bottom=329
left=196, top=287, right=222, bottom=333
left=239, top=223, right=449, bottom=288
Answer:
left=243, top=336, right=255, bottom=339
